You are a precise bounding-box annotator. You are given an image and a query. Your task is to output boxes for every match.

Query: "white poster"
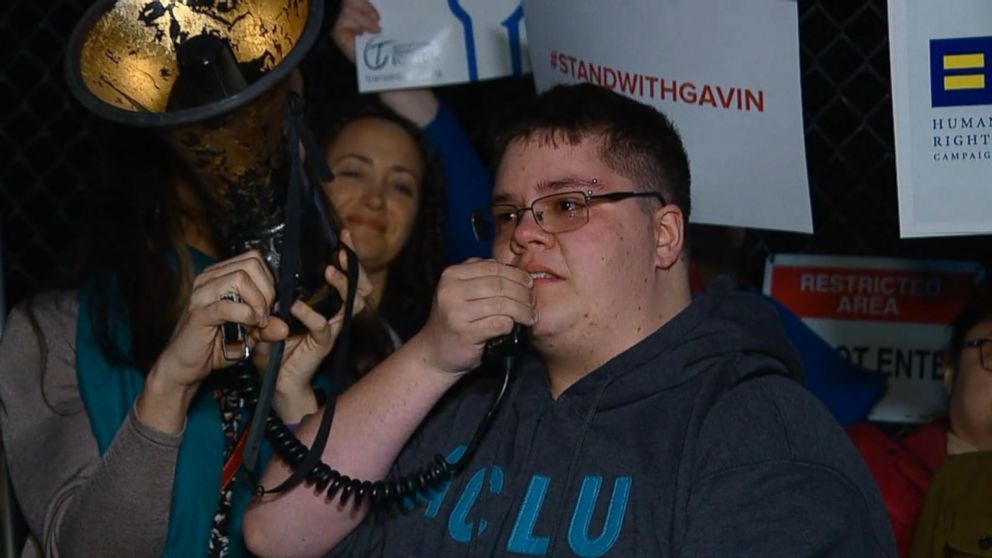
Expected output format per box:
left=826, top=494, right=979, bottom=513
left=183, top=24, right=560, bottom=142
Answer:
left=888, top=1, right=992, bottom=237
left=764, top=254, right=982, bottom=423
left=356, top=0, right=529, bottom=92
left=523, top=0, right=812, bottom=233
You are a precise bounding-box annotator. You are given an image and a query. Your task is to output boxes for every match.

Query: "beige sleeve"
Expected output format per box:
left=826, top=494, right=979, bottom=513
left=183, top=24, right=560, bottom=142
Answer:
left=0, top=292, right=183, bottom=558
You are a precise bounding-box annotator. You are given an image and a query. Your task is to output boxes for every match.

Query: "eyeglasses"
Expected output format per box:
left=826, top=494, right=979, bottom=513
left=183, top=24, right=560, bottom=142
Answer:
left=964, top=337, right=992, bottom=372
left=471, top=190, right=666, bottom=242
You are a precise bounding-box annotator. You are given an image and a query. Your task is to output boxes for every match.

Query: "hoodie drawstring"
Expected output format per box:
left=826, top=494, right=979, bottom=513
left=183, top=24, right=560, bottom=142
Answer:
left=545, top=376, right=612, bottom=556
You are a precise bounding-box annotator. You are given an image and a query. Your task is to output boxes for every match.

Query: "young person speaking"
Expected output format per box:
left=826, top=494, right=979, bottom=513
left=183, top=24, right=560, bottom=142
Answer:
left=245, top=83, right=897, bottom=558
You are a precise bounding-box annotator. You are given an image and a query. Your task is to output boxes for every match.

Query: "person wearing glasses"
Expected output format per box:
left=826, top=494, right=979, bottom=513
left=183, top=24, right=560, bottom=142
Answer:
left=244, top=83, right=895, bottom=557
left=848, top=287, right=992, bottom=557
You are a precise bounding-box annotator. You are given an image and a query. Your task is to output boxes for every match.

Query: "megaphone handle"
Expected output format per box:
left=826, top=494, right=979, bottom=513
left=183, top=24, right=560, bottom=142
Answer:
left=299, top=117, right=333, bottom=183
left=256, top=247, right=360, bottom=496
left=244, top=94, right=307, bottom=470
left=220, top=292, right=250, bottom=362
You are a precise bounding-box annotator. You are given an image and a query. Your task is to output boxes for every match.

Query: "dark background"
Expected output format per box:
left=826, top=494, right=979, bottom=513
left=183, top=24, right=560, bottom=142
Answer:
left=2, top=0, right=991, bottom=310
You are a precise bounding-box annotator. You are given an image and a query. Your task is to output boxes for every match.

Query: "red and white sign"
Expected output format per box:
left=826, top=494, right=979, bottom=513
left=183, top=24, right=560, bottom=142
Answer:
left=765, top=254, right=981, bottom=423
left=523, top=0, right=811, bottom=234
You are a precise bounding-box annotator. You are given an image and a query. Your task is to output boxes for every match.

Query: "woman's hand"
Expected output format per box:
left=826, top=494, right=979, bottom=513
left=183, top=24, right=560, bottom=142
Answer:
left=139, top=251, right=288, bottom=432
left=329, top=0, right=440, bottom=125
left=253, top=231, right=373, bottom=421
left=414, top=259, right=535, bottom=377
left=331, top=0, right=381, bottom=65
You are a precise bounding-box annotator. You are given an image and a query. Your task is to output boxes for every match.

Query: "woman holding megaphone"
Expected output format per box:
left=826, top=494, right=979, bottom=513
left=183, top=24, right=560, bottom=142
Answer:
left=0, top=86, right=470, bottom=556
left=0, top=127, right=376, bottom=557
left=0, top=0, right=489, bottom=553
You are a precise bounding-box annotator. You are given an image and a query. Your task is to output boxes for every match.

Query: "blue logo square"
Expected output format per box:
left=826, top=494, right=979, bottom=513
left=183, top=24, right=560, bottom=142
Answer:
left=930, top=36, right=992, bottom=108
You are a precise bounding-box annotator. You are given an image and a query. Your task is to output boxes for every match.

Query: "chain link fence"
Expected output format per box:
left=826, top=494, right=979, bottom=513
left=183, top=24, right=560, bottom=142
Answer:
left=2, top=0, right=102, bottom=307
left=2, top=0, right=990, bottom=309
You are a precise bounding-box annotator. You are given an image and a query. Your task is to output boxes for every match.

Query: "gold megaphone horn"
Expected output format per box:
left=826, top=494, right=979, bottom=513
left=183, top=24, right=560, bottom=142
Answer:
left=65, top=0, right=322, bottom=244
left=65, top=0, right=318, bottom=123
left=64, top=0, right=341, bottom=333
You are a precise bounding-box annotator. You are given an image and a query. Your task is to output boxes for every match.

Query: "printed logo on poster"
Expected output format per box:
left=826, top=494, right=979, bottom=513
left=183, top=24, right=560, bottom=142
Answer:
left=930, top=36, right=992, bottom=107
left=927, top=36, right=992, bottom=163
left=356, top=0, right=529, bottom=92
left=362, top=39, right=437, bottom=71
left=887, top=1, right=992, bottom=236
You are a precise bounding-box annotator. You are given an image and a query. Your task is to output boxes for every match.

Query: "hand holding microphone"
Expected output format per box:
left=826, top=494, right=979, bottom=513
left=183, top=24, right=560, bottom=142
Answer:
left=415, top=258, right=535, bottom=378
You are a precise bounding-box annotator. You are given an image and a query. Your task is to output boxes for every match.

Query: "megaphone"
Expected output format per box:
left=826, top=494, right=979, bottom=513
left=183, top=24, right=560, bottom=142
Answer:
left=64, top=0, right=341, bottom=339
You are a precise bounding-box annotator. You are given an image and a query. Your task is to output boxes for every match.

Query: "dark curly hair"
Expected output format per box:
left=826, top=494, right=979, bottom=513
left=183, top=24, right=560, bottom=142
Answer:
left=309, top=100, right=447, bottom=347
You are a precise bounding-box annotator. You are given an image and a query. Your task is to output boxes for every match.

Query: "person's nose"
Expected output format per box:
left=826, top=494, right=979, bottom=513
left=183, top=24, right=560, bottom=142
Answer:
left=361, top=180, right=386, bottom=209
left=509, top=207, right=554, bottom=255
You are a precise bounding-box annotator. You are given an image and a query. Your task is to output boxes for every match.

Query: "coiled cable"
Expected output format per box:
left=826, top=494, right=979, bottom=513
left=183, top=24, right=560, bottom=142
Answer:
left=239, top=329, right=521, bottom=511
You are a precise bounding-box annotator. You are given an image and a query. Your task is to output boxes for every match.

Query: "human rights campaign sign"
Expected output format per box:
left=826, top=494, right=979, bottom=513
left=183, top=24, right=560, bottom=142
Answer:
left=930, top=36, right=992, bottom=108
left=889, top=1, right=992, bottom=237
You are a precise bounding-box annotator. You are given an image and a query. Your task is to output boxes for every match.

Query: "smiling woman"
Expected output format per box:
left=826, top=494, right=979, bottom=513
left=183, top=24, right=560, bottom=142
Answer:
left=326, top=117, right=424, bottom=280
left=312, top=103, right=447, bottom=348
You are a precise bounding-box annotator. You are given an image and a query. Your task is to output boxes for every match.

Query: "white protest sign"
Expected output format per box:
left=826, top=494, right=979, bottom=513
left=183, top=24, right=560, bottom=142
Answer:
left=764, top=254, right=981, bottom=423
left=523, top=0, right=811, bottom=233
left=356, top=0, right=529, bottom=92
left=888, top=1, right=992, bottom=237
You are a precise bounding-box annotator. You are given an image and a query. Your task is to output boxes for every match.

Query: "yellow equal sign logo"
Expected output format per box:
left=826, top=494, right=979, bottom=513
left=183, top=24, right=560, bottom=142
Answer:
left=943, top=53, right=985, bottom=90
left=931, top=36, right=992, bottom=107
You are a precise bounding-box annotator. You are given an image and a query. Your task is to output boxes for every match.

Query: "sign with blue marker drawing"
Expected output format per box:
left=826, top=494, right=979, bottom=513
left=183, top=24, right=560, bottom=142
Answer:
left=888, top=0, right=992, bottom=237
left=356, top=0, right=529, bottom=92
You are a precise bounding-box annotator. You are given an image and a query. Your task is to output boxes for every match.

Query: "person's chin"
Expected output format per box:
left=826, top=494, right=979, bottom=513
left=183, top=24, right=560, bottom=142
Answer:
left=348, top=231, right=378, bottom=253
left=527, top=309, right=563, bottom=339
left=527, top=325, right=568, bottom=359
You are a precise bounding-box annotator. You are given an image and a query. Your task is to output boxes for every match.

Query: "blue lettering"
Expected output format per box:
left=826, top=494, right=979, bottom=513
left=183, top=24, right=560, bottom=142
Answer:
left=448, top=468, right=487, bottom=542
left=475, top=466, right=505, bottom=536
left=507, top=475, right=551, bottom=555
left=488, top=465, right=505, bottom=495
left=567, top=476, right=631, bottom=557
left=446, top=462, right=505, bottom=542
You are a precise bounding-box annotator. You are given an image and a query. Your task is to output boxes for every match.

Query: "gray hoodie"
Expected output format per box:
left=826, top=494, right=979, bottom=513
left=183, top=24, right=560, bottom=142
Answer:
left=332, top=278, right=897, bottom=557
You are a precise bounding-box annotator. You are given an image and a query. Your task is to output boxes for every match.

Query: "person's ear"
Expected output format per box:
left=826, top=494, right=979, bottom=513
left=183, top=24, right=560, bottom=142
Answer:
left=654, top=203, right=685, bottom=270
left=942, top=355, right=955, bottom=395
